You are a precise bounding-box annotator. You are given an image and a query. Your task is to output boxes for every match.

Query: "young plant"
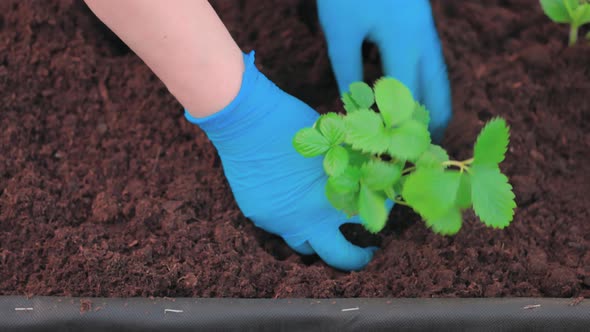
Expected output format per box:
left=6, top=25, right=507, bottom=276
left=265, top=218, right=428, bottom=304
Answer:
left=292, top=77, right=516, bottom=235
left=540, top=0, right=590, bottom=46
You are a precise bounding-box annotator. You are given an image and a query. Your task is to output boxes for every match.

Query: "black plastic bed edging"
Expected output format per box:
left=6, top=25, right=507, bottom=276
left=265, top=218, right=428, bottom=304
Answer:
left=1, top=296, right=589, bottom=331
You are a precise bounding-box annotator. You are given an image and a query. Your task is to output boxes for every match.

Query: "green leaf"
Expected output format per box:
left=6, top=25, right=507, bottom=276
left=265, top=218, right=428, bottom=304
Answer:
left=574, top=4, right=590, bottom=24
left=540, top=0, right=572, bottom=23
left=470, top=164, right=516, bottom=229
left=345, top=147, right=369, bottom=167
left=324, top=146, right=349, bottom=177
left=563, top=0, right=579, bottom=17
left=388, top=120, right=431, bottom=161
left=293, top=127, right=331, bottom=157
left=455, top=172, right=472, bottom=209
left=374, top=77, right=415, bottom=128
left=412, top=102, right=430, bottom=127
left=402, top=168, right=461, bottom=220
left=393, top=175, right=407, bottom=197
left=358, top=184, right=388, bottom=233
left=344, top=108, right=390, bottom=154
left=318, top=113, right=346, bottom=145
left=473, top=117, right=510, bottom=166
left=384, top=186, right=397, bottom=201
left=349, top=82, right=375, bottom=109
left=326, top=181, right=359, bottom=216
left=424, top=207, right=462, bottom=235
left=361, top=159, right=403, bottom=191
left=342, top=92, right=359, bottom=113
left=416, top=144, right=450, bottom=169
left=328, top=166, right=361, bottom=193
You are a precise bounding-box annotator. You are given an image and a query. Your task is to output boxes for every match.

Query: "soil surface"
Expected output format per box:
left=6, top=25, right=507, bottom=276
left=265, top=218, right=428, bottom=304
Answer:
left=1, top=0, right=590, bottom=298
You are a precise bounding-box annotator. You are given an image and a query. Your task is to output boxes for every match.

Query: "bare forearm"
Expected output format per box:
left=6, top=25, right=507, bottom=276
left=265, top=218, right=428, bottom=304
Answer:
left=84, top=0, right=244, bottom=117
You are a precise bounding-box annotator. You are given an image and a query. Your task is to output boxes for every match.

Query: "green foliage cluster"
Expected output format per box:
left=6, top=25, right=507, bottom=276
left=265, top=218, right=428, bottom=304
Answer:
left=540, top=0, right=590, bottom=45
left=293, top=77, right=516, bottom=235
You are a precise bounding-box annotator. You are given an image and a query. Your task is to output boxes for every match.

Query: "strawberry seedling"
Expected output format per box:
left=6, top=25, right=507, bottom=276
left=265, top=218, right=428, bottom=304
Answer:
left=540, top=0, right=590, bottom=46
left=293, top=77, right=517, bottom=235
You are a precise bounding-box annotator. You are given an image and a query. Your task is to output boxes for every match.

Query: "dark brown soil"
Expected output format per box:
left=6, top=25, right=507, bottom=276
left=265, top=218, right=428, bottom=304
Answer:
left=1, top=0, right=589, bottom=298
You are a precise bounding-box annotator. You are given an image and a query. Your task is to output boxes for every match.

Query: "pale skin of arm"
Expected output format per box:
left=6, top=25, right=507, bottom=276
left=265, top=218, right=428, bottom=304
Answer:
left=83, top=0, right=244, bottom=118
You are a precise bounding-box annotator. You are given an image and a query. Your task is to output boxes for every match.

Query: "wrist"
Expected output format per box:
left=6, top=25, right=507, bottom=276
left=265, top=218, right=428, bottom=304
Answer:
left=176, top=45, right=244, bottom=118
left=184, top=51, right=319, bottom=157
left=185, top=51, right=260, bottom=134
left=185, top=51, right=286, bottom=149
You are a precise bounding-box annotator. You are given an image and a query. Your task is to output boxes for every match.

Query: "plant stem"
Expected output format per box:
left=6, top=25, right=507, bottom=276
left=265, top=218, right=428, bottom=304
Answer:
left=442, top=159, right=474, bottom=172
left=394, top=199, right=409, bottom=207
left=442, top=160, right=466, bottom=169
left=403, top=158, right=473, bottom=174
left=402, top=166, right=415, bottom=175
left=569, top=24, right=578, bottom=46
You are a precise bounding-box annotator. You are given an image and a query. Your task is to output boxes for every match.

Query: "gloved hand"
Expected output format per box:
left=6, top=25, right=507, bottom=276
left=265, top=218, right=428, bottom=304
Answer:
left=317, top=0, right=452, bottom=142
left=185, top=52, right=391, bottom=271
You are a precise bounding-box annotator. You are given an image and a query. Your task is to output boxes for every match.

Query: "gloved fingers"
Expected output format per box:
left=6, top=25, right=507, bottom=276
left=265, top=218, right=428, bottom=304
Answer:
left=317, top=1, right=366, bottom=94
left=419, top=37, right=452, bottom=143
left=284, top=238, right=316, bottom=256
left=378, top=35, right=421, bottom=101
left=323, top=34, right=365, bottom=94
left=308, top=226, right=377, bottom=271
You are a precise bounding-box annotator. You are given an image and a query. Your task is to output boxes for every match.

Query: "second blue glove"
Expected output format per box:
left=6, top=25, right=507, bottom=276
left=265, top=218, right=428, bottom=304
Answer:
left=317, top=0, right=452, bottom=142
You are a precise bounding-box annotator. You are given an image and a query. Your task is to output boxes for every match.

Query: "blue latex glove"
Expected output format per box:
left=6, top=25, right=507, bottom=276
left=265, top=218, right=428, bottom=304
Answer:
left=317, top=0, right=452, bottom=142
left=185, top=52, right=392, bottom=271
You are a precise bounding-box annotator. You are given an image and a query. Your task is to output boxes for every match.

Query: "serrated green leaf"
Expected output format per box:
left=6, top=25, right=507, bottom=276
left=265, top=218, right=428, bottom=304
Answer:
left=374, top=77, right=415, bottom=128
left=324, top=146, right=349, bottom=177
left=455, top=172, right=472, bottom=209
left=563, top=0, right=579, bottom=16
left=344, top=108, right=390, bottom=154
left=540, top=0, right=572, bottom=23
left=388, top=120, right=431, bottom=161
left=326, top=180, right=359, bottom=216
left=342, top=92, right=359, bottom=113
left=416, top=144, right=450, bottom=169
left=358, top=184, right=388, bottom=233
left=473, top=118, right=510, bottom=166
left=574, top=4, right=590, bottom=24
left=413, top=102, right=430, bottom=127
left=402, top=168, right=461, bottom=220
left=349, top=82, right=375, bottom=109
left=384, top=186, right=397, bottom=201
left=328, top=166, right=361, bottom=193
left=424, top=207, right=462, bottom=235
left=318, top=113, right=346, bottom=145
left=293, top=127, right=331, bottom=157
left=361, top=159, right=403, bottom=191
left=345, top=147, right=370, bottom=167
left=393, top=175, right=407, bottom=196
left=470, top=164, right=516, bottom=229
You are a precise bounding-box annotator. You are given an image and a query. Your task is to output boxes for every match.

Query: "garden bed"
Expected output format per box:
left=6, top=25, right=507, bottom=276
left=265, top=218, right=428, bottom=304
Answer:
left=1, top=0, right=589, bottom=298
